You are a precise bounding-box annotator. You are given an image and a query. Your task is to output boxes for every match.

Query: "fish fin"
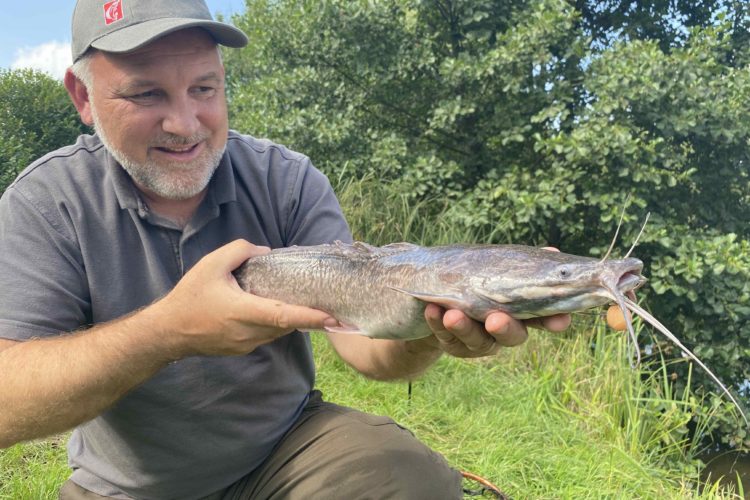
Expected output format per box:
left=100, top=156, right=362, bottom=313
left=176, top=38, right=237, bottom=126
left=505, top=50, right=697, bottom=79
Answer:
left=389, top=286, right=471, bottom=310
left=333, top=240, right=365, bottom=251
left=351, top=241, right=377, bottom=252
left=324, top=325, right=367, bottom=335
left=382, top=242, right=420, bottom=250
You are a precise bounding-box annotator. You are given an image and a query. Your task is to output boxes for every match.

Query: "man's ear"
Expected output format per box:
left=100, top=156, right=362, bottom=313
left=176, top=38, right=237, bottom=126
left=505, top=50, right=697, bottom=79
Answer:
left=64, top=68, right=94, bottom=126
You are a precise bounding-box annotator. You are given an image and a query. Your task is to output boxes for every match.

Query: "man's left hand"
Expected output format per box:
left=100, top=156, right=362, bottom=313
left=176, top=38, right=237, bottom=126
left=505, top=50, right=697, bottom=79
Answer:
left=421, top=304, right=571, bottom=358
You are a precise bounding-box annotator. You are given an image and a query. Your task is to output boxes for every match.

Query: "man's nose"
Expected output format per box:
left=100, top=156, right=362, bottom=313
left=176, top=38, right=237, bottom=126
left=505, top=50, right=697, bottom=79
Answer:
left=161, top=97, right=201, bottom=137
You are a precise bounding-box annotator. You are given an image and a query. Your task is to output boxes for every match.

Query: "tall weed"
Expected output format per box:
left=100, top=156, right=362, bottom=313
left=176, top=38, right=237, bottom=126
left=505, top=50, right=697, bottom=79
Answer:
left=334, top=173, right=484, bottom=246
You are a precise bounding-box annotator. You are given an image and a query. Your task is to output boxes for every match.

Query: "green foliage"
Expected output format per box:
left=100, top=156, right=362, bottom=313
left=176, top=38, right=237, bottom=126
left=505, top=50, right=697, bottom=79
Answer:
left=334, top=173, right=481, bottom=246
left=450, top=23, right=750, bottom=248
left=0, top=69, right=88, bottom=195
left=647, top=229, right=750, bottom=448
left=314, top=325, right=726, bottom=498
left=572, top=0, right=750, bottom=63
left=0, top=435, right=69, bottom=498
left=227, top=0, right=583, bottom=200
left=226, top=0, right=750, bottom=448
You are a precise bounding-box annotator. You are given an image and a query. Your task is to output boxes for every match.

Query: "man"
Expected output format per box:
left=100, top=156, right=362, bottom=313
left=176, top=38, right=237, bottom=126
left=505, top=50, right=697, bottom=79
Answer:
left=0, top=0, right=570, bottom=498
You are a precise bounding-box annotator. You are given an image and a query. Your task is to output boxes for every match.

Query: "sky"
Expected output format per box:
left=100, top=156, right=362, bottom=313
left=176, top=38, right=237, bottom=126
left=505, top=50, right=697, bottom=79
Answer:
left=0, top=0, right=246, bottom=79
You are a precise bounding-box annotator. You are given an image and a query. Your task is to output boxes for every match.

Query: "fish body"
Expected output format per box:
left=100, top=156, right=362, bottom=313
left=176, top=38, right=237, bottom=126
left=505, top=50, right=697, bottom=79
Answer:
left=234, top=241, right=645, bottom=340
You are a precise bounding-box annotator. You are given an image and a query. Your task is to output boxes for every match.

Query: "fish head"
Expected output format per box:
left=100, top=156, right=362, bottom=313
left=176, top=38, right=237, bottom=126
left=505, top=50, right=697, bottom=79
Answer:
left=469, top=246, right=646, bottom=317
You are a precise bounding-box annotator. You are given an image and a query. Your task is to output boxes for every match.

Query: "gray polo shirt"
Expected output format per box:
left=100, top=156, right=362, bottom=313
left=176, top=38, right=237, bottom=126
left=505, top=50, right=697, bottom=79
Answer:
left=0, top=131, right=352, bottom=499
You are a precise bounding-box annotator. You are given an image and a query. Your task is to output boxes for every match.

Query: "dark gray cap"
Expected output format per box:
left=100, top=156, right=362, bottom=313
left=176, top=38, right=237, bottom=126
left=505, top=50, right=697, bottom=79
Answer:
left=71, top=0, right=248, bottom=62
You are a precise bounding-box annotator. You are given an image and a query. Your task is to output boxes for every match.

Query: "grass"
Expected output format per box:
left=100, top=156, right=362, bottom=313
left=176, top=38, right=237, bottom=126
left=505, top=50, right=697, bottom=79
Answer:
left=0, top=435, right=69, bottom=499
left=314, top=317, right=739, bottom=499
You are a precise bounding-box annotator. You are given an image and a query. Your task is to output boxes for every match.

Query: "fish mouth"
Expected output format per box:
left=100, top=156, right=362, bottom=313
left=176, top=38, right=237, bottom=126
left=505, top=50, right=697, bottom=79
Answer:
left=617, top=269, right=647, bottom=293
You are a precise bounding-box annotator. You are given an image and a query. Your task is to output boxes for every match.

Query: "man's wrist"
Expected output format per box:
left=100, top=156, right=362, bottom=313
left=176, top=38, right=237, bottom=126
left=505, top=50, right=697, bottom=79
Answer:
left=404, top=335, right=443, bottom=357
left=125, top=301, right=188, bottom=362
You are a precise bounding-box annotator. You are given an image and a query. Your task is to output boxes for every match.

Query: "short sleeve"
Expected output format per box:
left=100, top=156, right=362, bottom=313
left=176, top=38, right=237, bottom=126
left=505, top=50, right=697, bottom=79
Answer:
left=0, top=185, right=91, bottom=340
left=283, top=156, right=353, bottom=247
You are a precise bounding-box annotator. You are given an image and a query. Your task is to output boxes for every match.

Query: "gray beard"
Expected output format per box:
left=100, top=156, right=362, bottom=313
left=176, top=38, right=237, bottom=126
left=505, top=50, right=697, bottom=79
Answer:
left=90, top=107, right=225, bottom=200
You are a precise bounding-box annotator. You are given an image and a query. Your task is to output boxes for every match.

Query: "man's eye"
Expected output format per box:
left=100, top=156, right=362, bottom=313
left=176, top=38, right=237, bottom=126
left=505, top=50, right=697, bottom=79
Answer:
left=193, top=86, right=217, bottom=97
left=127, top=91, right=161, bottom=102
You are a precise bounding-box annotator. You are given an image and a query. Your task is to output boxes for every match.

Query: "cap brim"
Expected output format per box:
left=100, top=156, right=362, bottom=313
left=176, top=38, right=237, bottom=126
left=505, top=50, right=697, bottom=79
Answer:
left=90, top=18, right=248, bottom=54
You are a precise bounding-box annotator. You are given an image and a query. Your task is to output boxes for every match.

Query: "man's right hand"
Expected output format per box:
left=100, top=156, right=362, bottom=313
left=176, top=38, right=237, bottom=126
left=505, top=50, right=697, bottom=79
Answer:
left=153, top=239, right=338, bottom=358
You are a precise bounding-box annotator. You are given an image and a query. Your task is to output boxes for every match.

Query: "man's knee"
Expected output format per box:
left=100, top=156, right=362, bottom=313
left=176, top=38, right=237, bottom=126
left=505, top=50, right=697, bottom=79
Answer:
left=240, top=401, right=464, bottom=499
left=357, top=439, right=464, bottom=499
left=301, top=406, right=463, bottom=499
left=59, top=479, right=115, bottom=499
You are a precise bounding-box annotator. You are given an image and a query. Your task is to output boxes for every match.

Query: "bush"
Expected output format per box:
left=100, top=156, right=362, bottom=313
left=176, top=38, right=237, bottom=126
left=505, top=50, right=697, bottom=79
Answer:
left=0, top=69, right=88, bottom=195
left=645, top=230, right=750, bottom=448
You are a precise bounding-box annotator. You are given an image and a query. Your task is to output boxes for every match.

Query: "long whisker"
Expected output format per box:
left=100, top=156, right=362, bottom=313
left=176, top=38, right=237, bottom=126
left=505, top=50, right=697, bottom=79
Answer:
left=623, top=297, right=748, bottom=424
left=600, top=197, right=630, bottom=263
left=624, top=212, right=651, bottom=259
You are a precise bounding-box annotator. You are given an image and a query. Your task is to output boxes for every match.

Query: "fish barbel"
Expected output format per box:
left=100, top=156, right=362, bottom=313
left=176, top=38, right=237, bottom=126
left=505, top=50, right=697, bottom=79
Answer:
left=234, top=241, right=746, bottom=422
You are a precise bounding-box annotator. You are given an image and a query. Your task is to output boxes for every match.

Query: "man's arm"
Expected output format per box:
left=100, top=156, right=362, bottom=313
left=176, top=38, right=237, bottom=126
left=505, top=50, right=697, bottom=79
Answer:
left=326, top=305, right=571, bottom=381
left=0, top=240, right=337, bottom=449
left=0, top=309, right=184, bottom=448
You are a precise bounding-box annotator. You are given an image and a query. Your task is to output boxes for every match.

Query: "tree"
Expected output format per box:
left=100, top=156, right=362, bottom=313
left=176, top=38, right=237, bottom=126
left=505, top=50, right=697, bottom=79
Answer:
left=571, top=0, right=750, bottom=66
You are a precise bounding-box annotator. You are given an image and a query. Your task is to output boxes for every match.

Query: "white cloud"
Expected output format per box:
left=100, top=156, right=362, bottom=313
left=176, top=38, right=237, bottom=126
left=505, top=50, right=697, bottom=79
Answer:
left=11, top=41, right=71, bottom=80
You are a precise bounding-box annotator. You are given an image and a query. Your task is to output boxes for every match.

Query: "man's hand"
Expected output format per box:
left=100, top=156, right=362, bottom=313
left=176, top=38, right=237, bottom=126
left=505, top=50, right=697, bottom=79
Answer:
left=422, top=305, right=571, bottom=358
left=153, top=239, right=338, bottom=357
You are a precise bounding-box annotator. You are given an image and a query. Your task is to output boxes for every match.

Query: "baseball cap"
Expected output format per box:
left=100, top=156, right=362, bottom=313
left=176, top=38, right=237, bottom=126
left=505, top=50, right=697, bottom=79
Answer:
left=71, top=0, right=249, bottom=62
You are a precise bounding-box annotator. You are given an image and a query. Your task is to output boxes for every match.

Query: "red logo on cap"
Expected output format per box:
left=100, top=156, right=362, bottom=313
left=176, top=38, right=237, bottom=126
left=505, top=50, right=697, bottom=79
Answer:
left=103, top=0, right=124, bottom=25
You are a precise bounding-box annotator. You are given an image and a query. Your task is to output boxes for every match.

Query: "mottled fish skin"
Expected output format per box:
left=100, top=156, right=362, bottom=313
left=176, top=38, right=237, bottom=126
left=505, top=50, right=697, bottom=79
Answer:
left=233, top=241, right=645, bottom=340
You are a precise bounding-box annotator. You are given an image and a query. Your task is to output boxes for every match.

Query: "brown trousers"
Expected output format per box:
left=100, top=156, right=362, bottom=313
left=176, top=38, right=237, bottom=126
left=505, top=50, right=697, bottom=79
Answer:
left=59, top=391, right=462, bottom=500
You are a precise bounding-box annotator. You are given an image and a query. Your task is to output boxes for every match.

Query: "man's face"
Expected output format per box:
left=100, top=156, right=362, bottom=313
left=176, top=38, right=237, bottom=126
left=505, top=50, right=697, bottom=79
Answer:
left=86, top=29, right=229, bottom=201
